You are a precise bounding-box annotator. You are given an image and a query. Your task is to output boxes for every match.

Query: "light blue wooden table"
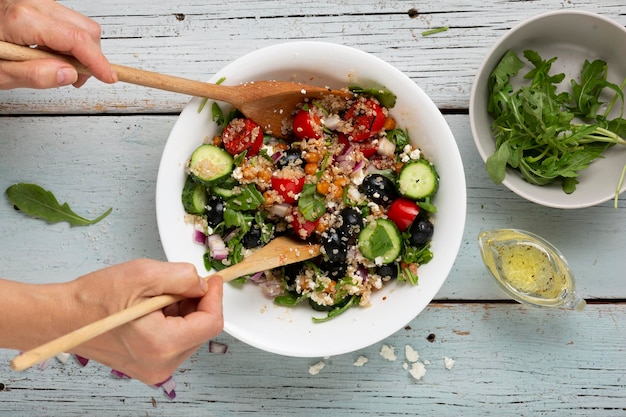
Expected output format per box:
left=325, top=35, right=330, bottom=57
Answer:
left=1, top=1, right=626, bottom=415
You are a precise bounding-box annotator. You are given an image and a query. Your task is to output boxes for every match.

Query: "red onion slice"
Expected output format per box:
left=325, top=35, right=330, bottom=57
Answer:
left=111, top=369, right=131, bottom=379
left=193, top=230, right=207, bottom=245
left=154, top=376, right=177, bottom=400
left=74, top=354, right=89, bottom=367
left=207, top=234, right=228, bottom=260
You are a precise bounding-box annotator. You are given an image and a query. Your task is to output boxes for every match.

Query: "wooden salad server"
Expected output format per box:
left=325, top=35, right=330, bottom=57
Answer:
left=0, top=40, right=351, bottom=137
left=11, top=236, right=321, bottom=371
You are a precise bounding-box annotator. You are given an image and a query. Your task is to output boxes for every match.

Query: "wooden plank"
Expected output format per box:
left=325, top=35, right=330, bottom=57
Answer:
left=1, top=302, right=625, bottom=416
left=1, top=114, right=625, bottom=300
left=0, top=0, right=624, bottom=113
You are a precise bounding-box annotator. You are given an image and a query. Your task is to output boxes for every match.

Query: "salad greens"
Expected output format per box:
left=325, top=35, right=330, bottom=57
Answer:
left=185, top=85, right=438, bottom=322
left=6, top=183, right=111, bottom=226
left=486, top=49, right=626, bottom=196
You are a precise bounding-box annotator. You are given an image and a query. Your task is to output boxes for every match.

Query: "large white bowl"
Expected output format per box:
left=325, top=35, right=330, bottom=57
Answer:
left=156, top=41, right=466, bottom=357
left=470, top=11, right=626, bottom=209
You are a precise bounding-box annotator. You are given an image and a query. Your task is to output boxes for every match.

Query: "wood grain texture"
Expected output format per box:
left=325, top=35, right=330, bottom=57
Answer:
left=0, top=0, right=624, bottom=113
left=1, top=115, right=624, bottom=299
left=1, top=0, right=626, bottom=414
left=1, top=303, right=625, bottom=416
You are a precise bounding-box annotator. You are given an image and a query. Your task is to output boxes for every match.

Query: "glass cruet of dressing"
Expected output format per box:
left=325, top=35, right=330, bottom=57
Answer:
left=477, top=229, right=586, bottom=311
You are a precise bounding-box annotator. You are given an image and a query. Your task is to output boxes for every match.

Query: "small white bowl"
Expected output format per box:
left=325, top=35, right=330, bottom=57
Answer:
left=470, top=11, right=626, bottom=209
left=156, top=42, right=466, bottom=357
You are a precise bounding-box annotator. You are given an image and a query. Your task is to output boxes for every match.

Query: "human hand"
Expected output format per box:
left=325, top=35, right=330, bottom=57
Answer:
left=0, top=0, right=117, bottom=89
left=65, top=259, right=223, bottom=385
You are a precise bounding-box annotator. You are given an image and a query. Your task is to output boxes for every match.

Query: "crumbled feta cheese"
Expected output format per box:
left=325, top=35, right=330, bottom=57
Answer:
left=353, top=356, right=369, bottom=367
left=444, top=356, right=455, bottom=370
left=380, top=344, right=396, bottom=361
left=308, top=361, right=325, bottom=375
left=322, top=114, right=341, bottom=130
left=405, top=345, right=419, bottom=363
left=409, top=361, right=427, bottom=380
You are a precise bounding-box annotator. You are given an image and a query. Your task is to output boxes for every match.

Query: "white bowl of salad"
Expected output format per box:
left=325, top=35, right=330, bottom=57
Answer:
left=156, top=41, right=466, bottom=357
left=470, top=10, right=626, bottom=209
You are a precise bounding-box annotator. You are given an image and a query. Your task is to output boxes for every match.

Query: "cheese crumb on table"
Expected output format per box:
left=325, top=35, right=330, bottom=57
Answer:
left=444, top=356, right=455, bottom=370
left=405, top=345, right=419, bottom=363
left=380, top=344, right=397, bottom=361
left=308, top=361, right=325, bottom=375
left=409, top=361, right=427, bottom=380
left=353, top=356, right=369, bottom=367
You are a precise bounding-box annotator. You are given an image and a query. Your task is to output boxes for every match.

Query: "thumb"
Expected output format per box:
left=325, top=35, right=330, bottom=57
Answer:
left=0, top=59, right=78, bottom=89
left=148, top=262, right=214, bottom=299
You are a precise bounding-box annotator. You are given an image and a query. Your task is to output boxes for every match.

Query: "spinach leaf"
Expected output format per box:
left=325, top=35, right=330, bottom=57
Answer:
left=6, top=183, right=111, bottom=226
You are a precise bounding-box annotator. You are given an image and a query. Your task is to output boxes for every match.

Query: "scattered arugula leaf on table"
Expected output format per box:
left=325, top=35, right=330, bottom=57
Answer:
left=6, top=183, right=111, bottom=226
left=486, top=49, right=626, bottom=196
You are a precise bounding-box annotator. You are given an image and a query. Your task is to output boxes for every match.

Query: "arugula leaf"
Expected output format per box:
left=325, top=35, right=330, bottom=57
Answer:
left=485, top=141, right=511, bottom=184
left=386, top=128, right=410, bottom=149
left=225, top=184, right=264, bottom=211
left=348, top=85, right=397, bottom=108
left=568, top=59, right=623, bottom=119
left=486, top=49, right=626, bottom=193
left=6, top=183, right=111, bottom=226
left=312, top=295, right=358, bottom=323
left=274, top=293, right=306, bottom=307
left=366, top=223, right=394, bottom=258
left=298, top=183, right=326, bottom=221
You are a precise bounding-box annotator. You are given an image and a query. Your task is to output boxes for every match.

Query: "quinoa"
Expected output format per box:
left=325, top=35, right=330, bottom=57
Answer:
left=181, top=86, right=438, bottom=320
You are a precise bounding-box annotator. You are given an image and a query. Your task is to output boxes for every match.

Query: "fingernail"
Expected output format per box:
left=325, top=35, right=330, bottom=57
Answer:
left=199, top=277, right=209, bottom=292
left=57, top=67, right=78, bottom=86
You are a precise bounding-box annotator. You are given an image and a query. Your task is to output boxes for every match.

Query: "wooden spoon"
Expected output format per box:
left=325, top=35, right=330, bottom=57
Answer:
left=10, top=236, right=321, bottom=371
left=0, top=40, right=351, bottom=137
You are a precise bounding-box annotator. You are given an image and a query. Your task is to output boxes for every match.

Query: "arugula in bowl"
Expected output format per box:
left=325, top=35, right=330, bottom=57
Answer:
left=486, top=49, right=626, bottom=197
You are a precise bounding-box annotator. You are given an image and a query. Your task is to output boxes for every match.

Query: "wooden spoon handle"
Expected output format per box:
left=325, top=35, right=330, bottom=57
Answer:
left=0, top=40, right=237, bottom=102
left=10, top=237, right=321, bottom=371
left=10, top=292, right=186, bottom=371
left=10, top=268, right=241, bottom=372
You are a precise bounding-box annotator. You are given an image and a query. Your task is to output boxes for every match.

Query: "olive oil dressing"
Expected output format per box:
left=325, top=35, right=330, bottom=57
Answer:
left=478, top=229, right=585, bottom=310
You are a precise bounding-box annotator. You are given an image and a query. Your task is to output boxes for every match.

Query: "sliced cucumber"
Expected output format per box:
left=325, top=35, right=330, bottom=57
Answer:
left=181, top=176, right=208, bottom=215
left=357, top=218, right=402, bottom=264
left=187, top=144, right=233, bottom=186
left=397, top=159, right=439, bottom=199
left=212, top=185, right=236, bottom=199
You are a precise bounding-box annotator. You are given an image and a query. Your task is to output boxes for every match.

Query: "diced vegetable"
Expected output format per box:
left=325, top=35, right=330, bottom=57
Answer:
left=357, top=218, right=402, bottom=264
left=187, top=144, right=234, bottom=185
left=397, top=159, right=439, bottom=199
left=387, top=197, right=420, bottom=232
left=181, top=176, right=208, bottom=215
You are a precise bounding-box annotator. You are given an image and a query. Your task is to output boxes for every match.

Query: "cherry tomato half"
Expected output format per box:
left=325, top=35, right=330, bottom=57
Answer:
left=222, top=118, right=264, bottom=157
left=387, top=197, right=420, bottom=232
left=292, top=109, right=323, bottom=140
left=359, top=139, right=379, bottom=158
left=271, top=176, right=305, bottom=204
left=291, top=212, right=319, bottom=239
left=344, top=97, right=387, bottom=142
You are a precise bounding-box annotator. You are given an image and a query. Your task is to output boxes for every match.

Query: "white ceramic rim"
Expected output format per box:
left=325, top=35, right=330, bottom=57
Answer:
left=469, top=10, right=626, bottom=209
left=156, top=41, right=466, bottom=357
